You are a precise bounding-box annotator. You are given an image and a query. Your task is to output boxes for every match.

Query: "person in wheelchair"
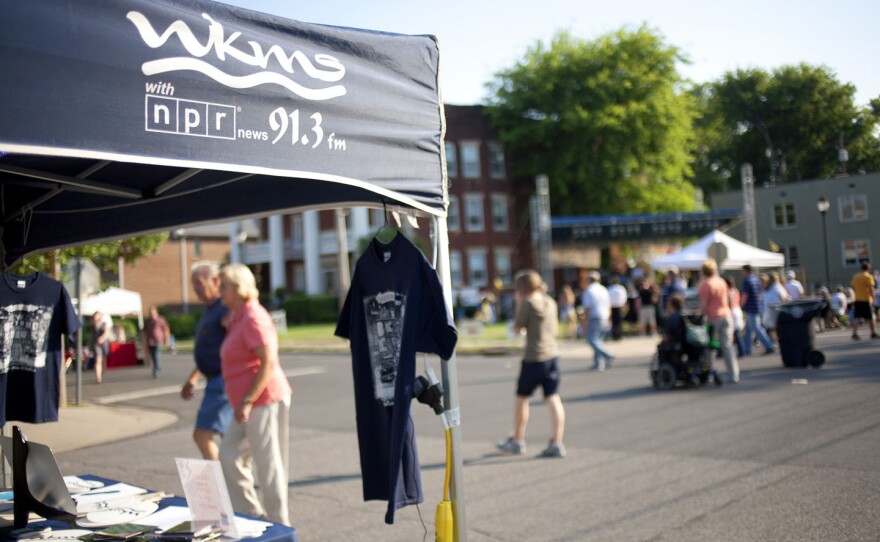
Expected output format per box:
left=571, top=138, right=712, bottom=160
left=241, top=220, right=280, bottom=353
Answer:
left=658, top=294, right=702, bottom=364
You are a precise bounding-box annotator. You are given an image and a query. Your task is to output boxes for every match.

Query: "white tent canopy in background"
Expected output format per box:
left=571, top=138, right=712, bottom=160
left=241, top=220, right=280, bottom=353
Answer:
left=79, top=287, right=144, bottom=329
left=652, top=230, right=785, bottom=270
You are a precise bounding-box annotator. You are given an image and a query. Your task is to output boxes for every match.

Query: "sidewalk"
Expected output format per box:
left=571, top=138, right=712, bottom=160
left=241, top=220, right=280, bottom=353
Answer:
left=8, top=403, right=178, bottom=454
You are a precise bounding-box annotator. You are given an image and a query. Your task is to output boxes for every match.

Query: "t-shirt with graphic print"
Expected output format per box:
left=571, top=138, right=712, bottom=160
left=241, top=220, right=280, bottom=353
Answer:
left=335, top=233, right=457, bottom=525
left=0, top=272, right=80, bottom=425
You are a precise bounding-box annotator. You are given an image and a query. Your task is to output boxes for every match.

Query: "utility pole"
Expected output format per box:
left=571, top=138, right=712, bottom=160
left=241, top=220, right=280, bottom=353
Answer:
left=741, top=163, right=757, bottom=246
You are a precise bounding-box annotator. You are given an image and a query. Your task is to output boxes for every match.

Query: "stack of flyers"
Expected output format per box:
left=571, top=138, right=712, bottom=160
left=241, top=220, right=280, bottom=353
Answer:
left=152, top=522, right=224, bottom=541
left=88, top=523, right=157, bottom=540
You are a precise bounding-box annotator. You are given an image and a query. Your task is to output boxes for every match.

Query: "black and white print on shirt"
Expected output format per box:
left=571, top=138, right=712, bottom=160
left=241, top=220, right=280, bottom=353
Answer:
left=363, top=291, right=406, bottom=406
left=0, top=303, right=54, bottom=373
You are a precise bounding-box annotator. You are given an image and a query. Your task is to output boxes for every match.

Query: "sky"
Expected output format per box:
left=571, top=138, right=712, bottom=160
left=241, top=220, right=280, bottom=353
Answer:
left=221, top=0, right=879, bottom=107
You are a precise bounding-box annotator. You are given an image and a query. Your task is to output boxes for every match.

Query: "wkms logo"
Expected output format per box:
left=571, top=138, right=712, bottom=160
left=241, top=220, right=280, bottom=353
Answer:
left=145, top=95, right=236, bottom=139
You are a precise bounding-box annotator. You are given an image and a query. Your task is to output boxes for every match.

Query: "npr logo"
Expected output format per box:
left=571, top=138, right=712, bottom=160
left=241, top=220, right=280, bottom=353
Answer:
left=145, top=95, right=236, bottom=140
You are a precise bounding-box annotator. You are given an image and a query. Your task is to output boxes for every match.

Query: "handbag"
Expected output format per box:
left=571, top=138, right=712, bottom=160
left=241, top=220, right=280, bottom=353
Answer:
left=685, top=322, right=710, bottom=348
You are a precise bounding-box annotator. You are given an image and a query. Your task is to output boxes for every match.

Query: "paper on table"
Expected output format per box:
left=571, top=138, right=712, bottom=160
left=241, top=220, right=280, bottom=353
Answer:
left=137, top=506, right=272, bottom=536
left=136, top=505, right=193, bottom=531
left=72, top=482, right=147, bottom=504
left=77, top=500, right=160, bottom=528
left=63, top=476, right=104, bottom=494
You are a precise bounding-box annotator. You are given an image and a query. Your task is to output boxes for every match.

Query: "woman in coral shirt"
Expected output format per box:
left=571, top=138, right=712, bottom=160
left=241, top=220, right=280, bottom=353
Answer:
left=218, top=264, right=292, bottom=526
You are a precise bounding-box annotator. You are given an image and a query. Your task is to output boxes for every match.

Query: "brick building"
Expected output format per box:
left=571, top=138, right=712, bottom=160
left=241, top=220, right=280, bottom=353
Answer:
left=122, top=105, right=529, bottom=313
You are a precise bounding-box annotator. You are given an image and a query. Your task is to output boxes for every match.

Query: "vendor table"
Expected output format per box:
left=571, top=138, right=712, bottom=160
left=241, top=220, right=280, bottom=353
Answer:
left=5, top=474, right=297, bottom=541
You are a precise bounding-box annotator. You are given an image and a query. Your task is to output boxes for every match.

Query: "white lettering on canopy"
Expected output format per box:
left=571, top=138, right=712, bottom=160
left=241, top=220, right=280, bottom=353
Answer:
left=127, top=11, right=347, bottom=101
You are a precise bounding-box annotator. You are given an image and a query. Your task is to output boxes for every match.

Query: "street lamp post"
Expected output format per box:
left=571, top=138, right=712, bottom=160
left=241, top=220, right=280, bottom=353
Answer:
left=817, top=196, right=830, bottom=287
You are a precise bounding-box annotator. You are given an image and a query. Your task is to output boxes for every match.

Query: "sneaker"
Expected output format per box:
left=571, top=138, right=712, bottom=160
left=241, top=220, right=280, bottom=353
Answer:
left=592, top=363, right=606, bottom=371
left=853, top=334, right=861, bottom=340
left=496, top=437, right=526, bottom=455
left=539, top=442, right=566, bottom=458
left=763, top=348, right=776, bottom=355
left=871, top=333, right=879, bottom=339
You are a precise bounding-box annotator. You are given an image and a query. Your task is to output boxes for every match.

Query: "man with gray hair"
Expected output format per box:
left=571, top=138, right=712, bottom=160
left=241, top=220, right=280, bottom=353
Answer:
left=580, top=270, right=614, bottom=370
left=180, top=261, right=233, bottom=460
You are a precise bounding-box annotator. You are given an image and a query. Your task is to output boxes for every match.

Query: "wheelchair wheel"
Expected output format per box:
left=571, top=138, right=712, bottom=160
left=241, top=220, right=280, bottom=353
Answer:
left=656, top=362, right=676, bottom=390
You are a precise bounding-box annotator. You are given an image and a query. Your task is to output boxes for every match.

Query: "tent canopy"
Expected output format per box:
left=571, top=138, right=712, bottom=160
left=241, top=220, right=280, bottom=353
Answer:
left=0, top=0, right=447, bottom=267
left=652, top=230, right=785, bottom=270
left=80, top=287, right=145, bottom=328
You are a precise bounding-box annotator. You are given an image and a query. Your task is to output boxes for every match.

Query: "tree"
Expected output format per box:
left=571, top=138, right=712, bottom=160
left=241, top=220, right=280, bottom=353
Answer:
left=485, top=27, right=699, bottom=216
left=10, top=234, right=168, bottom=281
left=693, top=64, right=880, bottom=197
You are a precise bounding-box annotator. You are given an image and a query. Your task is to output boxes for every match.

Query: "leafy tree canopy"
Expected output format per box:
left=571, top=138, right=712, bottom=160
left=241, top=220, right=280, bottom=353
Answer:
left=9, top=234, right=168, bottom=281
left=485, top=26, right=698, bottom=215
left=692, top=64, right=880, bottom=197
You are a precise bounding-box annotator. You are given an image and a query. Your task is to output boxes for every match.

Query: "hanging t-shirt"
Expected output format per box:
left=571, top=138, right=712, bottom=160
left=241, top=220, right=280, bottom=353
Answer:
left=0, top=272, right=80, bottom=425
left=335, top=233, right=457, bottom=524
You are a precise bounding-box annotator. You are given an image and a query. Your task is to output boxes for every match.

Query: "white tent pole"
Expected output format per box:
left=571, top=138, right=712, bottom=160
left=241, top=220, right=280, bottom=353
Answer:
left=434, top=216, right=468, bottom=541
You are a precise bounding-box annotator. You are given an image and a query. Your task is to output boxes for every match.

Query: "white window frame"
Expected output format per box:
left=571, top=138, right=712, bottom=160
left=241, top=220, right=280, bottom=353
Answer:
left=490, top=193, right=509, bottom=231
left=449, top=250, right=463, bottom=287
left=771, top=201, right=797, bottom=229
left=782, top=244, right=799, bottom=269
left=464, top=193, right=485, bottom=232
left=488, top=141, right=506, bottom=179
left=494, top=248, right=512, bottom=286
left=460, top=141, right=481, bottom=179
left=842, top=238, right=871, bottom=267
left=839, top=194, right=868, bottom=223
left=447, top=195, right=460, bottom=232
left=467, top=248, right=488, bottom=286
left=445, top=141, right=458, bottom=179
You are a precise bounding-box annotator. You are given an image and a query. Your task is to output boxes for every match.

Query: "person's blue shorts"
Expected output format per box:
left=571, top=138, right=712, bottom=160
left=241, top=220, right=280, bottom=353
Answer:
left=516, top=358, right=560, bottom=398
left=196, top=374, right=233, bottom=435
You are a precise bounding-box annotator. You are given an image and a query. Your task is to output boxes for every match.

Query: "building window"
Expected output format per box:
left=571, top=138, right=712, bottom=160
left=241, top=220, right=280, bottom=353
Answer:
left=467, top=249, right=487, bottom=286
left=445, top=141, right=458, bottom=179
left=842, top=239, right=871, bottom=267
left=782, top=245, right=799, bottom=268
left=490, top=194, right=509, bottom=231
left=192, top=239, right=202, bottom=258
left=839, top=194, right=868, bottom=223
left=494, top=249, right=512, bottom=285
left=291, top=214, right=304, bottom=245
left=772, top=202, right=796, bottom=229
left=447, top=195, right=460, bottom=232
left=488, top=142, right=505, bottom=179
left=461, top=141, right=481, bottom=178
left=450, top=250, right=463, bottom=286
left=293, top=264, right=305, bottom=292
left=464, top=194, right=485, bottom=232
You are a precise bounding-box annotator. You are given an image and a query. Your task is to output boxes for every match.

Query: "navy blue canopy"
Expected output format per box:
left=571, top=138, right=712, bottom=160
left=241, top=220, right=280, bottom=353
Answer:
left=0, top=0, right=447, bottom=266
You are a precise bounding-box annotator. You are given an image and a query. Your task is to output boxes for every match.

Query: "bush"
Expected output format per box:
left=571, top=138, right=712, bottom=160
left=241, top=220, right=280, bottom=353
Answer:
left=282, top=293, right=339, bottom=324
left=163, top=311, right=202, bottom=339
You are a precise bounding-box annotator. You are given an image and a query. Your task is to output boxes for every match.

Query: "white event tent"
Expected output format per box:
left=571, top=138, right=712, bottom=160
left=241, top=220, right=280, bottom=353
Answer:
left=652, top=230, right=785, bottom=270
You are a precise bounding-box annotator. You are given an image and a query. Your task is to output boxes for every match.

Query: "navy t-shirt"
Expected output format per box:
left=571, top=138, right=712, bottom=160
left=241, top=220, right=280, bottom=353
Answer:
left=0, top=272, right=80, bottom=425
left=741, top=274, right=763, bottom=315
left=335, top=233, right=457, bottom=524
left=194, top=298, right=227, bottom=377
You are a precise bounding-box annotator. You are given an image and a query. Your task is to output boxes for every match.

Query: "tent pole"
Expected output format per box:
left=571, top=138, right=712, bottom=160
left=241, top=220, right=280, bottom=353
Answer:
left=433, top=216, right=467, bottom=541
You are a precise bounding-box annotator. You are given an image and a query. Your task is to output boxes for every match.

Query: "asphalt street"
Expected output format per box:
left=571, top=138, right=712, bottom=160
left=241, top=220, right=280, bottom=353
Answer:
left=46, top=328, right=880, bottom=541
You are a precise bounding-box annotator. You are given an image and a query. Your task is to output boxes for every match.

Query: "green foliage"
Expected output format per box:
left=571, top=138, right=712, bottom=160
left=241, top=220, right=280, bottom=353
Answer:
left=10, top=234, right=168, bottom=280
left=282, top=293, right=339, bottom=324
left=164, top=311, right=202, bottom=339
left=693, top=64, right=880, bottom=198
left=486, top=26, right=698, bottom=215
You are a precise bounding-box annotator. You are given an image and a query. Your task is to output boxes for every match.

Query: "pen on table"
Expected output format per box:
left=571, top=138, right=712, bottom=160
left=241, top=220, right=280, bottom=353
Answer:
left=83, top=489, right=121, bottom=496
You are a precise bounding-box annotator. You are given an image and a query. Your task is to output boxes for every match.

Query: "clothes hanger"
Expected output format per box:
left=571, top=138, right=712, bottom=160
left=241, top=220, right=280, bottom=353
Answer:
left=374, top=199, right=398, bottom=243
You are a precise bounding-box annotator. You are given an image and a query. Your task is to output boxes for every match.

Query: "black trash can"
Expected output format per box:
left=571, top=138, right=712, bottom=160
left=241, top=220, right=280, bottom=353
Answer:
left=774, top=299, right=825, bottom=368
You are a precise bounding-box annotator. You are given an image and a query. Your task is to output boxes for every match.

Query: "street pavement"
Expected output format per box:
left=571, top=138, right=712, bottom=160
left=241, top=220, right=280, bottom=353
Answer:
left=8, top=327, right=880, bottom=541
